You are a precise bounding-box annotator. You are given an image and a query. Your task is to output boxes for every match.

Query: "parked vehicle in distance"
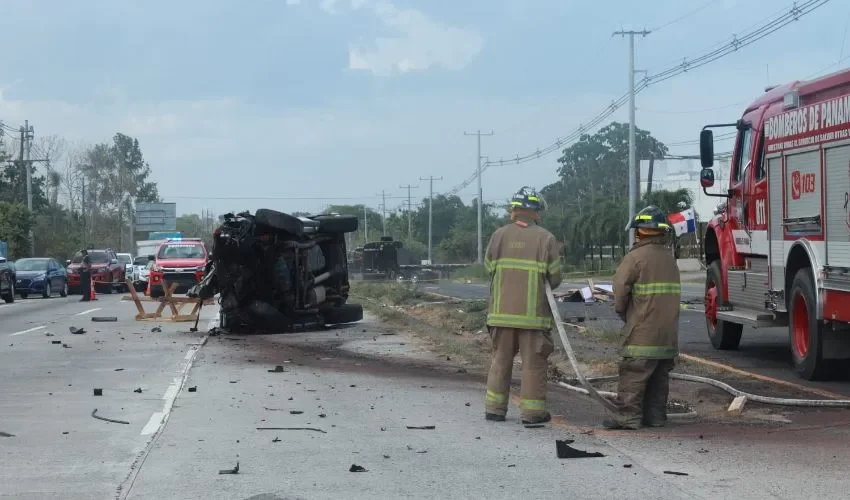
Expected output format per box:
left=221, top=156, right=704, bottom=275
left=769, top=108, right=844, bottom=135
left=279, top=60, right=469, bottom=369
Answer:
left=0, top=256, right=15, bottom=303
left=66, top=248, right=127, bottom=294
left=149, top=238, right=208, bottom=297
left=117, top=253, right=134, bottom=281
left=131, top=255, right=150, bottom=291
left=13, top=258, right=68, bottom=298
left=138, top=259, right=154, bottom=293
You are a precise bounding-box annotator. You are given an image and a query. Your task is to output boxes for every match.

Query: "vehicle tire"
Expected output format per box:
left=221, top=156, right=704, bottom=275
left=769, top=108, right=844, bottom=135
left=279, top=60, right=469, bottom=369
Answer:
left=255, top=209, right=304, bottom=236
left=704, top=260, right=743, bottom=350
left=60, top=281, right=68, bottom=297
left=42, top=282, right=51, bottom=299
left=788, top=267, right=831, bottom=381
left=2, top=282, right=13, bottom=303
left=312, top=214, right=359, bottom=234
left=19, top=292, right=27, bottom=299
left=323, top=303, right=363, bottom=325
left=102, top=281, right=113, bottom=294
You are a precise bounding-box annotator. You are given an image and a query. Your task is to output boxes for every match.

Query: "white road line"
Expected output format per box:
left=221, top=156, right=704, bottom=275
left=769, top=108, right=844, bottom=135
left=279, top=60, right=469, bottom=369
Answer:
left=140, top=412, right=165, bottom=436
left=75, top=308, right=101, bottom=316
left=10, top=325, right=46, bottom=336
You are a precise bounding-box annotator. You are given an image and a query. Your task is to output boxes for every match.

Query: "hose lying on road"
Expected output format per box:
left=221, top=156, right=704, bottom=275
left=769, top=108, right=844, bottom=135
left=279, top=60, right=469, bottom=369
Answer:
left=546, top=282, right=850, bottom=410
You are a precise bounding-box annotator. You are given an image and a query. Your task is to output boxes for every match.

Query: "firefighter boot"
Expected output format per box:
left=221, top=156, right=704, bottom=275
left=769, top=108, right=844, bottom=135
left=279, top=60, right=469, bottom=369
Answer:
left=604, top=358, right=655, bottom=430
left=642, top=359, right=675, bottom=427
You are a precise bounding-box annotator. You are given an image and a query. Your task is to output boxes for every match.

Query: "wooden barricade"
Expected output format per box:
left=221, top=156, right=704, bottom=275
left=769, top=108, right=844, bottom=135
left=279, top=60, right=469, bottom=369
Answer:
left=122, top=279, right=214, bottom=322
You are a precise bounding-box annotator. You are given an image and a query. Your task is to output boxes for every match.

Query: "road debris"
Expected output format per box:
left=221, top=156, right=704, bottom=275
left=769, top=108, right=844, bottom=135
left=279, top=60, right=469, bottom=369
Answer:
left=0, top=431, right=14, bottom=437
left=91, top=316, right=118, bottom=322
left=69, top=327, right=85, bottom=335
left=256, top=427, right=327, bottom=434
left=555, top=440, right=605, bottom=459
left=623, top=464, right=633, bottom=468
left=272, top=437, right=281, bottom=443
left=91, top=409, right=129, bottom=425
left=289, top=410, right=304, bottom=415
left=62, top=343, right=71, bottom=348
left=114, top=368, right=124, bottom=372
left=50, top=340, right=61, bottom=345
left=219, top=462, right=240, bottom=475
left=524, top=424, right=545, bottom=429
left=188, top=386, right=197, bottom=392
left=349, top=464, right=368, bottom=472
left=93, top=388, right=103, bottom=396
left=663, top=470, right=689, bottom=476
left=268, top=365, right=286, bottom=373
left=45, top=332, right=54, bottom=337
left=406, top=425, right=435, bottom=430
left=133, top=388, right=143, bottom=393
left=151, top=327, right=162, bottom=333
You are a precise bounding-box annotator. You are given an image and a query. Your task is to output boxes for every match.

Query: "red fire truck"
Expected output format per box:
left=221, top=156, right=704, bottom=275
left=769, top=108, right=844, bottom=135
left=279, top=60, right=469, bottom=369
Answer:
left=699, top=68, right=850, bottom=381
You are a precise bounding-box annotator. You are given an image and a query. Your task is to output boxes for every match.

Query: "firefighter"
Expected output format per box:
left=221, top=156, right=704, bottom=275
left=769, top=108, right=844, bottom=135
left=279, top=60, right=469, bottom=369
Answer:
left=604, top=205, right=681, bottom=430
left=484, top=186, right=562, bottom=425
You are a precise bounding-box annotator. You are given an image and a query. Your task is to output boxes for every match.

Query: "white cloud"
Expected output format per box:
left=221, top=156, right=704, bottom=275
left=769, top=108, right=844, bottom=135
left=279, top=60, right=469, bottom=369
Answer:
left=327, top=0, right=484, bottom=76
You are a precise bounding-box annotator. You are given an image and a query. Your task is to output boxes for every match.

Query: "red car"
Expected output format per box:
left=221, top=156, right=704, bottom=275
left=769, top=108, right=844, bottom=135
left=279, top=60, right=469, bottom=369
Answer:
left=66, top=248, right=127, bottom=294
left=148, top=238, right=208, bottom=297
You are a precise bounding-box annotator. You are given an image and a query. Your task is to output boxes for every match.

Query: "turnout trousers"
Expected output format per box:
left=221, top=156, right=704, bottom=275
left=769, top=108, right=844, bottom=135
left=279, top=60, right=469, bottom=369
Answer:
left=79, top=271, right=92, bottom=301
left=485, top=326, right=554, bottom=420
left=614, top=357, right=675, bottom=428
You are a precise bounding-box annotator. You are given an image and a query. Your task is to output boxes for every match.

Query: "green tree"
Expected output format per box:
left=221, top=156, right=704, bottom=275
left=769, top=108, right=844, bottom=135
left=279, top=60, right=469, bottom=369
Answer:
left=0, top=201, right=34, bottom=258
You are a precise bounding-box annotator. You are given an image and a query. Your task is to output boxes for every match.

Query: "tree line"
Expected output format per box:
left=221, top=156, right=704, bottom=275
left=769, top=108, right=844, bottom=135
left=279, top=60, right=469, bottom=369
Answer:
left=0, top=132, right=160, bottom=261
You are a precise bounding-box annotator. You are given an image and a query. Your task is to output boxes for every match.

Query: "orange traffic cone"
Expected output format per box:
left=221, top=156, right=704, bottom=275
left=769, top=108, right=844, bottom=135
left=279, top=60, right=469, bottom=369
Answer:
left=90, top=280, right=97, bottom=301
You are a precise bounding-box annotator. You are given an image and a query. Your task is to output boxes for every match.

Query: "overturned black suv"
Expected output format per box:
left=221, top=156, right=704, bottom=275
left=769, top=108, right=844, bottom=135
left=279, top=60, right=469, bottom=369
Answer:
left=188, top=209, right=363, bottom=333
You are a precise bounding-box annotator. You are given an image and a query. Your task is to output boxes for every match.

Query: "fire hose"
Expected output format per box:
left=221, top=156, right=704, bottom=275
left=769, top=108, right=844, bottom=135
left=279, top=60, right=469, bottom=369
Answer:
left=544, top=282, right=850, bottom=418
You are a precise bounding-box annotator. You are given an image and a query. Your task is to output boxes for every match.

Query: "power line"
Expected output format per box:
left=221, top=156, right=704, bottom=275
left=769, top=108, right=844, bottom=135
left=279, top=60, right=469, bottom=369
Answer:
left=399, top=183, right=418, bottom=245
left=649, top=0, right=718, bottom=32
left=444, top=0, right=831, bottom=196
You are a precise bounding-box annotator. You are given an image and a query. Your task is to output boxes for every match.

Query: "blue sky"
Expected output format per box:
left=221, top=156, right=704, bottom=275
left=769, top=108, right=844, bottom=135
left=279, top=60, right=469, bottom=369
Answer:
left=0, top=0, right=847, bottom=215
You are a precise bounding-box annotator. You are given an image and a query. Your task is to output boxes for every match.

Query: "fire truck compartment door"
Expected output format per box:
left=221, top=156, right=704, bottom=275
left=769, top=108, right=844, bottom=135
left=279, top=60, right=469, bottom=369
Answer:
left=825, top=144, right=850, bottom=267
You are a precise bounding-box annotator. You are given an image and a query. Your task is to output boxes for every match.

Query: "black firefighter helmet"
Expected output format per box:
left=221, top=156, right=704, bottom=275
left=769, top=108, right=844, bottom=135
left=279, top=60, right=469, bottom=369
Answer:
left=627, top=205, right=671, bottom=232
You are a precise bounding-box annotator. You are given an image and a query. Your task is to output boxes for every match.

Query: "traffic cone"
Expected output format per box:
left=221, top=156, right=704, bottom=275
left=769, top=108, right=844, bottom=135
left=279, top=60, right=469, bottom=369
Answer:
left=90, top=280, right=97, bottom=301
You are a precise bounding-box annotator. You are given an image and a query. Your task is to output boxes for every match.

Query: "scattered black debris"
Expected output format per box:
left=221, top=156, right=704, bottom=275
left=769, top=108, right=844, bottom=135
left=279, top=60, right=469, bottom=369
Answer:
left=698, top=435, right=704, bottom=439
left=623, top=464, right=633, bottom=468
left=0, top=432, right=14, bottom=437
left=556, top=440, right=604, bottom=459
left=229, top=380, right=239, bottom=384
left=446, top=356, right=451, bottom=361
left=349, top=464, right=368, bottom=473
left=133, top=388, right=143, bottom=394
left=188, top=386, right=197, bottom=392
left=290, top=410, right=304, bottom=415
left=272, top=437, right=281, bottom=443
left=45, top=332, right=54, bottom=337
left=697, top=448, right=709, bottom=454
left=62, top=343, right=71, bottom=348
left=288, top=397, right=294, bottom=401
left=264, top=407, right=285, bottom=411
left=475, top=437, right=481, bottom=440
left=151, top=327, right=162, bottom=333
left=69, top=327, right=86, bottom=335
left=91, top=409, right=129, bottom=425
left=219, top=462, right=240, bottom=475
left=256, top=427, right=327, bottom=434
left=380, top=332, right=396, bottom=336
left=507, top=464, right=516, bottom=468
left=51, top=340, right=61, bottom=345
left=380, top=427, right=387, bottom=431
left=91, top=316, right=118, bottom=322
left=465, top=403, right=471, bottom=407
left=349, top=384, right=356, bottom=388
left=114, top=368, right=124, bottom=372
left=62, top=431, right=69, bottom=435
left=93, top=388, right=103, bottom=396
left=663, top=471, right=689, bottom=476
left=268, top=365, right=286, bottom=373
left=457, top=368, right=467, bottom=373
left=382, top=454, right=390, bottom=459
left=318, top=413, right=327, bottom=418
left=524, top=424, right=545, bottom=429
left=406, top=425, right=435, bottom=430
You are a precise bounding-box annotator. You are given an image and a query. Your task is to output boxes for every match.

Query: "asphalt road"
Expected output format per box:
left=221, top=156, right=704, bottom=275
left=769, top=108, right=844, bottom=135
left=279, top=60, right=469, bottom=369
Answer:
left=2, top=295, right=850, bottom=498
left=425, top=280, right=850, bottom=398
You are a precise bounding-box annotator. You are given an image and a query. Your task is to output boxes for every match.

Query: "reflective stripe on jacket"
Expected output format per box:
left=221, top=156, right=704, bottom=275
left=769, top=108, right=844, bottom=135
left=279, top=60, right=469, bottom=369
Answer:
left=613, top=236, right=681, bottom=359
left=485, top=218, right=563, bottom=330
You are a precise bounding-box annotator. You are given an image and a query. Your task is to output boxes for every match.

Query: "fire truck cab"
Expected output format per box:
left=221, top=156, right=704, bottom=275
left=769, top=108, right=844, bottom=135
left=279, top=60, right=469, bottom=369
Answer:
left=699, top=68, right=850, bottom=381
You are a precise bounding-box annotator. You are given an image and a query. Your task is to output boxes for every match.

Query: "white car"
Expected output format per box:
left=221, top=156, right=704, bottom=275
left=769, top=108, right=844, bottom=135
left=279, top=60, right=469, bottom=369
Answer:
left=117, top=253, right=134, bottom=282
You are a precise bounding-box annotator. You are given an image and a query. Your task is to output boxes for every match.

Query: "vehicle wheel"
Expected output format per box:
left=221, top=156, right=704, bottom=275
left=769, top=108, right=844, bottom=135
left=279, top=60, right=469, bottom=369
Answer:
left=788, top=267, right=830, bottom=380
left=19, top=292, right=28, bottom=299
left=60, top=281, right=68, bottom=297
left=705, top=260, right=743, bottom=350
left=42, top=282, right=51, bottom=299
left=312, top=214, right=359, bottom=233
left=255, top=209, right=304, bottom=236
left=2, top=282, right=13, bottom=303
left=323, top=303, right=363, bottom=325
left=102, top=281, right=113, bottom=294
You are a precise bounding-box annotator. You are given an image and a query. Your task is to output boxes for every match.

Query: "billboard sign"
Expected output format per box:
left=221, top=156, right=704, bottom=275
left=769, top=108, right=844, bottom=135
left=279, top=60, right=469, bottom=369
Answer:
left=135, top=202, right=177, bottom=232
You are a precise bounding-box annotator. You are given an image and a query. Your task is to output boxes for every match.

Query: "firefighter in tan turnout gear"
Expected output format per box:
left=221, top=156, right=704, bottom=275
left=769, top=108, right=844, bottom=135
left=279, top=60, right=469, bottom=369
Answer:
left=604, top=205, right=681, bottom=430
left=484, top=186, right=562, bottom=425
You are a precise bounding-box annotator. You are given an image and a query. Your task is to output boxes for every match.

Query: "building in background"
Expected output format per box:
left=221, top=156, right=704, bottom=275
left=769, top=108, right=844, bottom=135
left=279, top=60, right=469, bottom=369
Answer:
left=639, top=157, right=731, bottom=221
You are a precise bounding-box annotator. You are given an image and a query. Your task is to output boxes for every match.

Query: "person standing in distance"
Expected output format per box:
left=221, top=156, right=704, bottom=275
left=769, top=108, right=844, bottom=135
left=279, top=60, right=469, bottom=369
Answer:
left=484, top=186, right=563, bottom=425
left=79, top=249, right=92, bottom=302
left=604, top=205, right=681, bottom=430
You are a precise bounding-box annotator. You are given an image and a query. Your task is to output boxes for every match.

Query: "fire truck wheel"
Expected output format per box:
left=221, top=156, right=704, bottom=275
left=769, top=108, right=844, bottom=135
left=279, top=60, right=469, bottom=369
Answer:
left=705, top=261, right=743, bottom=350
left=788, top=267, right=829, bottom=381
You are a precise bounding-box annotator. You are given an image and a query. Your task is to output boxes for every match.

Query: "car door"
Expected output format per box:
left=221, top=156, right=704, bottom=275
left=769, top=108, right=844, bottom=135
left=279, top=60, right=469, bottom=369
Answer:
left=46, top=260, right=58, bottom=290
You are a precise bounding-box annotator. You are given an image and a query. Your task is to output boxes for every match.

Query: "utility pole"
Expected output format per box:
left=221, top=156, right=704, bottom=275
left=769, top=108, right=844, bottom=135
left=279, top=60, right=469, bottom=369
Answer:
left=378, top=190, right=388, bottom=236
left=613, top=29, right=650, bottom=245
left=399, top=183, right=418, bottom=246
left=464, top=130, right=494, bottom=264
left=419, top=175, right=442, bottom=264
left=363, top=204, right=369, bottom=243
